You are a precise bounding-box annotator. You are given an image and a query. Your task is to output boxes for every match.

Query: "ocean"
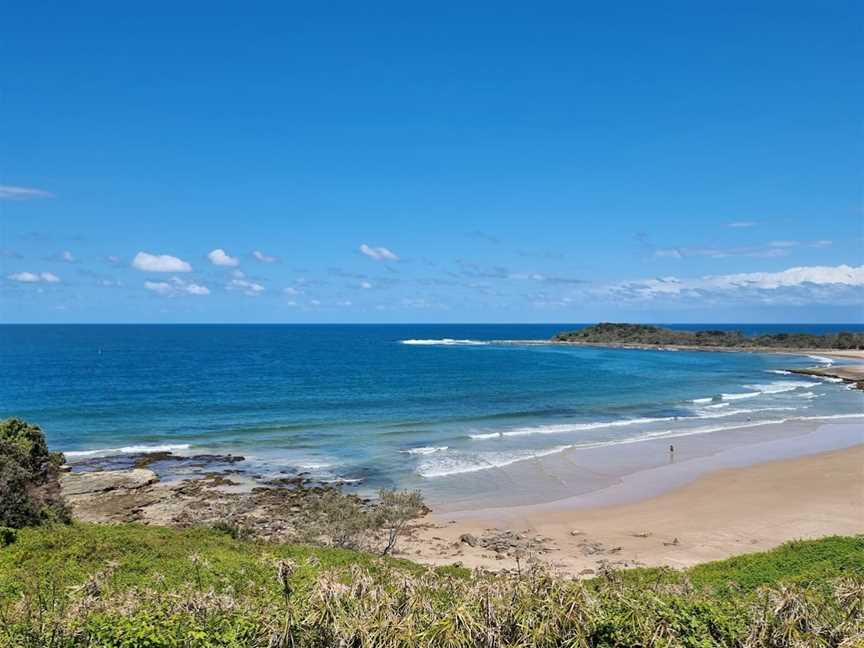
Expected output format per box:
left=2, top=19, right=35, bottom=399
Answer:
left=2, top=324, right=862, bottom=505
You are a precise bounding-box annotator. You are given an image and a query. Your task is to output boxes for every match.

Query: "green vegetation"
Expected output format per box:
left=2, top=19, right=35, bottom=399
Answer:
left=1, top=524, right=861, bottom=647
left=2, top=419, right=861, bottom=645
left=552, top=322, right=864, bottom=350
left=0, top=418, right=68, bottom=529
left=296, top=488, right=426, bottom=555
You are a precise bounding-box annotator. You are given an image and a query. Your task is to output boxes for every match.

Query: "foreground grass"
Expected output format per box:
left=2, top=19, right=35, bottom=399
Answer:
left=1, top=524, right=862, bottom=647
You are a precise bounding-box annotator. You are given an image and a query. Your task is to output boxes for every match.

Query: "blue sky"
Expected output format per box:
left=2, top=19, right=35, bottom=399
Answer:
left=1, top=1, right=861, bottom=323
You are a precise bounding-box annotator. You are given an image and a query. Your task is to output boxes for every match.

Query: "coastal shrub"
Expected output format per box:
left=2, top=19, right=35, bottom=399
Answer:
left=303, top=489, right=373, bottom=549
left=373, top=488, right=427, bottom=556
left=301, top=488, right=427, bottom=555
left=0, top=418, right=69, bottom=528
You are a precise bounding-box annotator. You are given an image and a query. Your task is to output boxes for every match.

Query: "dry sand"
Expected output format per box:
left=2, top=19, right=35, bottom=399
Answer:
left=406, top=442, right=864, bottom=575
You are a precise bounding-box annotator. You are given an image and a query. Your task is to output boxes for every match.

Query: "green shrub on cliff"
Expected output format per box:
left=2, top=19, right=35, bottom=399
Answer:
left=0, top=418, right=69, bottom=528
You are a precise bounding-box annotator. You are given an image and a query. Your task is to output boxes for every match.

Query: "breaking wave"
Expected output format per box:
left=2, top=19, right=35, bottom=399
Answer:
left=64, top=443, right=192, bottom=458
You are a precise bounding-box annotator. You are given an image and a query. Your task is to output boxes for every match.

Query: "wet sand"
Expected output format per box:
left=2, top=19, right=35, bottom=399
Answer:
left=406, top=421, right=864, bottom=575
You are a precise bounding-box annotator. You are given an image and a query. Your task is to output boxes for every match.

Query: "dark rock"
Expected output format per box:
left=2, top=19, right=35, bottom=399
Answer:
left=459, top=533, right=478, bottom=547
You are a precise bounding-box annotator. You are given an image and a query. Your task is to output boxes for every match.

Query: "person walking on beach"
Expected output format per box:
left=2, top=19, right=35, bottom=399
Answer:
left=669, top=444, right=675, bottom=463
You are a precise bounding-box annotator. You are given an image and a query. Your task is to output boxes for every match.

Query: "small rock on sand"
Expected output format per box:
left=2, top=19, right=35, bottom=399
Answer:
left=459, top=533, right=478, bottom=547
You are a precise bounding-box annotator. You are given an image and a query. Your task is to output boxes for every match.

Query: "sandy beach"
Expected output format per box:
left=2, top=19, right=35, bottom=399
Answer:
left=405, top=420, right=864, bottom=575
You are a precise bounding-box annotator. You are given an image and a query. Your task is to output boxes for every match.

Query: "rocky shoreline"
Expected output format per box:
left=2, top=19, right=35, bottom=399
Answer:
left=59, top=450, right=577, bottom=567
left=61, top=452, right=374, bottom=540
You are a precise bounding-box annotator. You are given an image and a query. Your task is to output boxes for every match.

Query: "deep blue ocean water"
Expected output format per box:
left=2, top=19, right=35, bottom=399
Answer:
left=1, top=324, right=862, bottom=492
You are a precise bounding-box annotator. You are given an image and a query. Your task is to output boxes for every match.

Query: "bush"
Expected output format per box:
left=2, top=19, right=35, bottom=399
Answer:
left=0, top=418, right=69, bottom=528
left=301, top=488, right=427, bottom=555
left=374, top=488, right=427, bottom=556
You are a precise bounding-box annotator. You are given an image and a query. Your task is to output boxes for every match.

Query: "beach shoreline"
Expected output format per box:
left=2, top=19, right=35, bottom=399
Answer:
left=54, top=340, right=864, bottom=576
left=404, top=422, right=864, bottom=575
left=59, top=418, right=864, bottom=578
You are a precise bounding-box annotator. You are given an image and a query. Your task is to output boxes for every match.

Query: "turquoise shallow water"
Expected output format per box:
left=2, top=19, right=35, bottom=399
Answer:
left=1, top=324, right=862, bottom=495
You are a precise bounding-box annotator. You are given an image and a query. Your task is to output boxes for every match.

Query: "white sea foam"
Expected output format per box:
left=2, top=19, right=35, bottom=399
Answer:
left=817, top=376, right=844, bottom=383
left=720, top=392, right=761, bottom=401
left=691, top=407, right=798, bottom=420
left=766, top=369, right=793, bottom=375
left=468, top=416, right=676, bottom=440
left=795, top=413, right=864, bottom=421
left=470, top=405, right=810, bottom=441
left=808, top=355, right=835, bottom=365
left=418, top=445, right=572, bottom=478
left=743, top=381, right=820, bottom=394
left=703, top=402, right=731, bottom=409
left=422, top=413, right=864, bottom=478
left=401, top=446, right=448, bottom=455
left=64, top=443, right=192, bottom=458
left=400, top=338, right=489, bottom=346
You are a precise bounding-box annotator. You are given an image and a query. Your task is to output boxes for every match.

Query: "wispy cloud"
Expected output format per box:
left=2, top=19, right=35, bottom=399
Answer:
left=252, top=250, right=277, bottom=263
left=227, top=278, right=264, bottom=296
left=7, top=271, right=61, bottom=284
left=144, top=276, right=209, bottom=296
left=360, top=243, right=399, bottom=261
left=601, top=264, right=864, bottom=305
left=55, top=250, right=76, bottom=263
left=132, top=252, right=192, bottom=273
left=0, top=185, right=54, bottom=200
left=653, top=240, right=831, bottom=260
left=467, top=230, right=501, bottom=244
left=725, top=221, right=758, bottom=228
left=208, top=248, right=240, bottom=267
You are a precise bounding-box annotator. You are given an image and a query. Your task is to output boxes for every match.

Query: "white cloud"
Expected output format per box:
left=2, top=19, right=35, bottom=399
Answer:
left=106, top=255, right=121, bottom=265
left=144, top=276, right=209, bottom=296
left=227, top=278, right=264, bottom=296
left=60, top=250, right=75, bottom=263
left=725, top=221, right=758, bottom=228
left=651, top=239, right=834, bottom=260
left=603, top=264, right=864, bottom=304
left=360, top=243, right=399, bottom=261
left=132, top=251, right=192, bottom=273
left=360, top=281, right=372, bottom=289
left=283, top=286, right=301, bottom=296
left=0, top=185, right=53, bottom=200
left=252, top=250, right=277, bottom=263
left=7, top=271, right=60, bottom=283
left=208, top=248, right=239, bottom=267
